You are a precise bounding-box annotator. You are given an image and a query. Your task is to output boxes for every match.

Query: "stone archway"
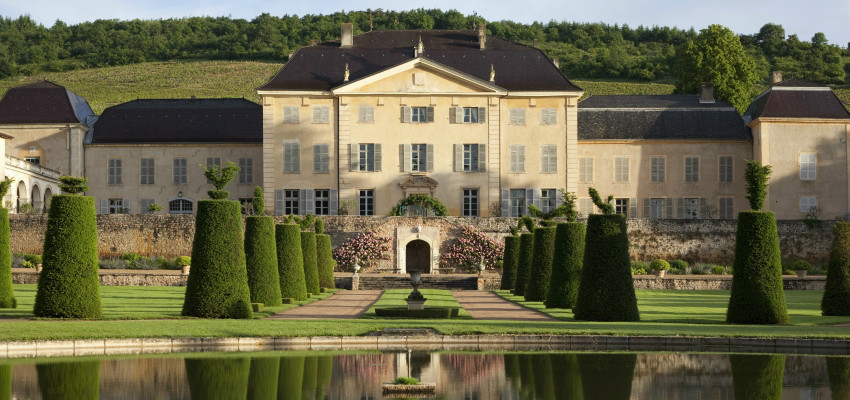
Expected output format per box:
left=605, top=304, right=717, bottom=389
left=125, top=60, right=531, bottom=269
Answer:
left=16, top=180, right=27, bottom=213
left=405, top=240, right=431, bottom=274
left=396, top=226, right=440, bottom=274
left=43, top=187, right=52, bottom=213
left=31, top=184, right=41, bottom=213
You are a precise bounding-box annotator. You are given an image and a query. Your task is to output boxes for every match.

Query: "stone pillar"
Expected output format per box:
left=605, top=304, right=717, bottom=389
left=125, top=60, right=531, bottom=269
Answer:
left=68, top=125, right=85, bottom=176
left=351, top=274, right=359, bottom=291
left=565, top=96, right=579, bottom=195
left=261, top=96, right=276, bottom=211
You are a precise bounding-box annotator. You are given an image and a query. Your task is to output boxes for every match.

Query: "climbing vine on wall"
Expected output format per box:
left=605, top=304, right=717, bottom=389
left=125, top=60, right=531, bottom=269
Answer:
left=390, top=194, right=448, bottom=217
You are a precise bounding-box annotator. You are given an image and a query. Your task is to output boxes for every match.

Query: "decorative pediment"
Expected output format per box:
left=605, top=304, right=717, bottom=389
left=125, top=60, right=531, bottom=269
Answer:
left=332, top=57, right=506, bottom=95
left=399, top=174, right=438, bottom=189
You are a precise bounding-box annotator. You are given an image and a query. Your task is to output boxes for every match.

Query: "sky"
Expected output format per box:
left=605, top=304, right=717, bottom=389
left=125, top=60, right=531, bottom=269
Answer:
left=1, top=0, right=848, bottom=46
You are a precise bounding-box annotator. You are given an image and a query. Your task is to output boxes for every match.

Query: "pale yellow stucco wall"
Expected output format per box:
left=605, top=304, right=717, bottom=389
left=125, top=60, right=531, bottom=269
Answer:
left=0, top=124, right=82, bottom=175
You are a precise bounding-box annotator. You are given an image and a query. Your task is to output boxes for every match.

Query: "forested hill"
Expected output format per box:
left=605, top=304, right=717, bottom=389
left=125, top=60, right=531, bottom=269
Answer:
left=0, top=10, right=847, bottom=84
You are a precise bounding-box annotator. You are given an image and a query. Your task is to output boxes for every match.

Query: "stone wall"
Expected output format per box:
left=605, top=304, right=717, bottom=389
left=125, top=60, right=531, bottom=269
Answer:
left=9, top=214, right=834, bottom=264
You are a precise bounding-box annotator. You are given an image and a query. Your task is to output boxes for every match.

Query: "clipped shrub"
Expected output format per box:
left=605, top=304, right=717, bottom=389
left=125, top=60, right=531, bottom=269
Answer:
left=0, top=206, right=16, bottom=308
left=669, top=259, right=688, bottom=271
left=316, top=233, right=335, bottom=289
left=176, top=256, right=191, bottom=267
left=712, top=265, right=726, bottom=275
left=574, top=214, right=640, bottom=321
left=132, top=257, right=158, bottom=270
left=649, top=259, right=670, bottom=271
left=512, top=233, right=535, bottom=297
left=301, top=231, right=320, bottom=295
left=37, top=360, right=100, bottom=400
left=822, top=221, right=850, bottom=316
left=23, top=254, right=42, bottom=265
left=244, top=216, right=282, bottom=306
left=690, top=264, right=710, bottom=275
left=792, top=260, right=811, bottom=271
left=525, top=227, right=557, bottom=302
left=98, top=258, right=126, bottom=269
left=185, top=357, right=250, bottom=400
left=247, top=357, right=279, bottom=400
left=546, top=222, right=586, bottom=309
left=730, top=354, right=785, bottom=400
left=33, top=193, right=102, bottom=318
left=630, top=262, right=648, bottom=275
left=277, top=224, right=307, bottom=301
left=499, top=235, right=521, bottom=290
left=744, top=160, right=771, bottom=211
left=202, top=161, right=240, bottom=199
left=726, top=211, right=789, bottom=324
left=314, top=218, right=325, bottom=234
left=182, top=199, right=253, bottom=319
left=252, top=186, right=265, bottom=215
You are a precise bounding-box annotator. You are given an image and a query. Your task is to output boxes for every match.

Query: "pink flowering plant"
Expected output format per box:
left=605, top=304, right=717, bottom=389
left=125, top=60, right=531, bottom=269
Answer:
left=440, top=226, right=504, bottom=272
left=332, top=231, right=391, bottom=271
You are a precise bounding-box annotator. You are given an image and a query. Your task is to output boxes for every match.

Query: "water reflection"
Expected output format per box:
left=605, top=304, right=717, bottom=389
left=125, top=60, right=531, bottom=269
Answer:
left=1, top=351, right=844, bottom=399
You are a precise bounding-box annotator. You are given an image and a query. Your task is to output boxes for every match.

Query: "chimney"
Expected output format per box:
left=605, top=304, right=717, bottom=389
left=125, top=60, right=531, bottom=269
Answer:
left=532, top=38, right=538, bottom=48
left=699, top=82, right=715, bottom=103
left=553, top=58, right=560, bottom=69
left=478, top=23, right=486, bottom=50
left=341, top=23, right=353, bottom=48
left=770, top=71, right=783, bottom=85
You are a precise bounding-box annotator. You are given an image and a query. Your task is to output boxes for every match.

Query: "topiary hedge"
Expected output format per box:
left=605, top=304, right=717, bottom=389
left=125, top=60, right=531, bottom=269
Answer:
left=545, top=222, right=586, bottom=309
left=730, top=354, right=784, bottom=400
left=525, top=227, right=557, bottom=302
left=248, top=357, right=280, bottom=400
left=574, top=214, right=640, bottom=321
left=185, top=357, right=250, bottom=400
left=0, top=207, right=15, bottom=308
left=276, top=224, right=307, bottom=301
left=499, top=235, right=521, bottom=290
left=37, top=360, right=100, bottom=400
left=512, top=233, right=535, bottom=296
left=726, top=211, right=788, bottom=324
left=316, top=234, right=335, bottom=289
left=33, top=194, right=101, bottom=318
left=244, top=216, right=282, bottom=306
left=822, top=221, right=850, bottom=316
left=182, top=199, right=253, bottom=318
left=301, top=231, right=320, bottom=295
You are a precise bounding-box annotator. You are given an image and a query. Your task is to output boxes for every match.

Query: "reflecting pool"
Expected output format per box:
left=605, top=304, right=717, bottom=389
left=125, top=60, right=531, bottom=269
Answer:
left=1, top=351, right=846, bottom=399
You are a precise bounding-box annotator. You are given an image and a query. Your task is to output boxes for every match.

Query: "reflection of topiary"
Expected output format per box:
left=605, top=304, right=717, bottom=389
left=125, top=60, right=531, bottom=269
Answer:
left=316, top=233, right=335, bottom=289
left=185, top=357, right=250, bottom=400
left=744, top=160, right=771, bottom=211
left=245, top=216, right=282, bottom=306
left=0, top=206, right=16, bottom=308
left=37, top=360, right=100, bottom=400
left=513, top=233, right=535, bottom=296
left=0, top=365, right=10, bottom=399
left=315, top=356, right=333, bottom=399
left=58, top=176, right=88, bottom=194
left=248, top=357, right=280, bottom=400
left=578, top=353, right=636, bottom=400
left=525, top=227, right=556, bottom=302
left=33, top=195, right=101, bottom=318
left=546, top=222, right=585, bottom=309
left=301, top=231, right=320, bottom=295
left=588, top=188, right=614, bottom=215
left=730, top=354, right=784, bottom=400
left=253, top=186, right=265, bottom=215
left=302, top=356, right=318, bottom=397
left=827, top=357, right=850, bottom=399
left=277, top=224, right=307, bottom=301
left=201, top=161, right=240, bottom=199
left=278, top=356, right=305, bottom=400
left=822, top=222, right=850, bottom=315
left=499, top=235, right=520, bottom=290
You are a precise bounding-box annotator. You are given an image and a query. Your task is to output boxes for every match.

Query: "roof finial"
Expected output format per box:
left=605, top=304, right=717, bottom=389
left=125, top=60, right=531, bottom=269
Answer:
left=344, top=63, right=350, bottom=82
left=417, top=36, right=424, bottom=56
left=489, top=64, right=495, bottom=82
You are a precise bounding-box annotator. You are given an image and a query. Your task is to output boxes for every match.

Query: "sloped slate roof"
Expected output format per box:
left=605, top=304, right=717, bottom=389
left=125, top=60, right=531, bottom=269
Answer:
left=0, top=81, right=95, bottom=124
left=578, top=95, right=750, bottom=141
left=259, top=30, right=581, bottom=92
left=744, top=79, right=850, bottom=121
left=90, top=98, right=261, bottom=144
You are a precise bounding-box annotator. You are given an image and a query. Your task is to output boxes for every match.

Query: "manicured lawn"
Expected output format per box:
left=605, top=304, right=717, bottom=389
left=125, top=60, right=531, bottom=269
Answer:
left=495, top=289, right=850, bottom=326
left=359, top=289, right=471, bottom=319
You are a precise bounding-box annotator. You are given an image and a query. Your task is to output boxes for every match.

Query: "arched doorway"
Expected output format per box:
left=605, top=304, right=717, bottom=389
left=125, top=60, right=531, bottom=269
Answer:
left=405, top=240, right=431, bottom=274
left=31, top=184, right=41, bottom=213
left=43, top=187, right=52, bottom=213
left=16, top=181, right=27, bottom=213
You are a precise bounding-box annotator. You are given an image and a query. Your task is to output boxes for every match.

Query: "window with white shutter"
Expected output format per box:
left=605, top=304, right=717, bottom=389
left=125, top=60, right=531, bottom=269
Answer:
left=313, top=144, right=330, bottom=173
left=685, top=157, right=700, bottom=182
left=107, top=158, right=122, bottom=185
left=614, top=157, right=629, bottom=182
left=541, top=145, right=557, bottom=173
left=140, top=199, right=155, bottom=214
left=358, top=105, right=375, bottom=123
left=800, top=196, right=817, bottom=213
left=173, top=158, right=187, bottom=184
left=719, top=197, right=734, bottom=219
left=650, top=156, right=665, bottom=183
left=579, top=198, right=594, bottom=217
left=800, top=153, right=816, bottom=181
left=509, top=108, right=526, bottom=125
left=579, top=158, right=593, bottom=183
left=283, top=141, right=300, bottom=173
left=719, top=156, right=733, bottom=183
left=312, top=106, right=330, bottom=123
left=540, top=108, right=557, bottom=125
left=510, top=145, right=526, bottom=173
left=140, top=158, right=155, bottom=185
left=283, top=106, right=300, bottom=124
left=238, top=158, right=253, bottom=184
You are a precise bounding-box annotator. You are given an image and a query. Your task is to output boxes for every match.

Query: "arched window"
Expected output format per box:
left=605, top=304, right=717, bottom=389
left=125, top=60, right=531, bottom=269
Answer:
left=169, top=199, right=193, bottom=214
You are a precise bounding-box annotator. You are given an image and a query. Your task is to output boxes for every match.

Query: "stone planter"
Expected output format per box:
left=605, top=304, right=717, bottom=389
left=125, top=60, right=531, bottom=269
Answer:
left=181, top=265, right=191, bottom=275
left=796, top=270, right=808, bottom=278
left=35, top=264, right=42, bottom=273
left=654, top=269, right=667, bottom=278
left=382, top=383, right=436, bottom=397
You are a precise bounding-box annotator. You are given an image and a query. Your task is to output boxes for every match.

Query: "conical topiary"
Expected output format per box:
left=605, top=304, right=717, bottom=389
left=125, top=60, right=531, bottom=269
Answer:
left=525, top=227, right=556, bottom=302
left=512, top=233, right=535, bottom=296
left=244, top=215, right=282, bottom=306
left=0, top=177, right=16, bottom=308
left=277, top=224, right=307, bottom=301
left=546, top=222, right=586, bottom=309
left=301, top=231, right=320, bottom=295
left=316, top=232, right=335, bottom=290
left=33, top=176, right=101, bottom=318
left=822, top=221, right=850, bottom=316
left=499, top=235, right=520, bottom=290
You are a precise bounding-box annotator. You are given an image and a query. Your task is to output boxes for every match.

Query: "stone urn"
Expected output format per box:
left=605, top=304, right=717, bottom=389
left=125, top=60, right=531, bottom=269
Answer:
left=476, top=260, right=486, bottom=275
left=36, top=264, right=42, bottom=273
left=796, top=270, right=807, bottom=278
left=353, top=263, right=361, bottom=276
left=181, top=265, right=191, bottom=275
left=405, top=271, right=427, bottom=310
left=654, top=269, right=667, bottom=278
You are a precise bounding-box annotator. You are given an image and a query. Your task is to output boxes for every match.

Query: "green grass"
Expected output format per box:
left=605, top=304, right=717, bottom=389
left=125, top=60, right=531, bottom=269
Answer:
left=360, top=289, right=471, bottom=319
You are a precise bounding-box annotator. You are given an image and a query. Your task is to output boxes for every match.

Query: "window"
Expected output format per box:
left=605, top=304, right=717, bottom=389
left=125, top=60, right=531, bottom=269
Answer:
left=411, top=144, right=427, bottom=172
left=615, top=198, right=629, bottom=216
left=24, top=156, right=40, bottom=165
left=238, top=158, right=253, bottom=184
left=719, top=197, right=734, bottom=219
left=614, top=157, right=629, bottom=182
left=359, top=189, right=374, bottom=216
left=540, top=189, right=557, bottom=214
left=800, top=196, right=817, bottom=213
left=579, top=158, right=593, bottom=183
left=509, top=189, right=526, bottom=217
left=359, top=143, right=375, bottom=171
left=462, top=189, right=479, bottom=217
left=509, top=108, right=526, bottom=125
left=579, top=198, right=594, bottom=217
left=140, top=199, right=155, bottom=215
left=205, top=157, right=221, bottom=184
left=685, top=157, right=700, bottom=182
left=313, top=144, right=330, bottom=173
left=509, top=145, right=526, bottom=173
left=283, top=141, right=300, bottom=173
left=541, top=145, right=557, bottom=173
left=650, top=156, right=665, bottom=183
left=358, top=105, right=374, bottom=123
left=173, top=158, right=187, bottom=184
left=108, top=198, right=124, bottom=214
left=169, top=199, right=193, bottom=214
left=315, top=189, right=330, bottom=215
left=463, top=144, right=480, bottom=172
left=800, top=153, right=816, bottom=181
left=411, top=107, right=428, bottom=123
left=650, top=198, right=665, bottom=219
left=684, top=198, right=699, bottom=219
left=283, top=106, right=300, bottom=123
left=719, top=156, right=733, bottom=183
left=463, top=107, right=479, bottom=123
left=140, top=158, right=155, bottom=185
left=108, top=158, right=122, bottom=185
left=284, top=190, right=300, bottom=215
left=312, top=106, right=330, bottom=123
left=540, top=108, right=557, bottom=125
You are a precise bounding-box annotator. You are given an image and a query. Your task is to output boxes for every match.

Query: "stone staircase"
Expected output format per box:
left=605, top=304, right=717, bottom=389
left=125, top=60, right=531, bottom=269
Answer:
left=356, top=274, right=479, bottom=290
